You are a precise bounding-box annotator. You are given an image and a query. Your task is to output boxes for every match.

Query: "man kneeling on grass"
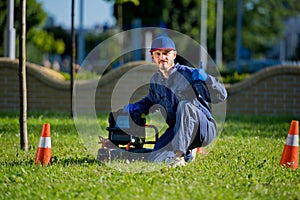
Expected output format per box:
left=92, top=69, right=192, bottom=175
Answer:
left=124, top=35, right=227, bottom=167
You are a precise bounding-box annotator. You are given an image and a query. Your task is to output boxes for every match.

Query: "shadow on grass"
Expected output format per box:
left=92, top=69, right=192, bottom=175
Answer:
left=51, top=156, right=105, bottom=166
left=0, top=159, right=36, bottom=167
left=0, top=156, right=105, bottom=167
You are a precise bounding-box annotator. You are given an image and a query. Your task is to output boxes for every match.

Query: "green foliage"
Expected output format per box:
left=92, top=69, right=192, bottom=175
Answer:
left=164, top=0, right=300, bottom=61
left=59, top=71, right=71, bottom=80
left=221, top=72, right=250, bottom=84
left=0, top=112, right=300, bottom=199
left=0, top=0, right=65, bottom=60
left=164, top=0, right=216, bottom=45
left=107, top=0, right=300, bottom=61
left=26, top=42, right=44, bottom=64
left=44, top=26, right=72, bottom=56
left=75, top=71, right=100, bottom=80
left=115, top=0, right=140, bottom=6
left=108, top=0, right=167, bottom=28
left=85, top=30, right=117, bottom=56
left=27, top=29, right=65, bottom=54
left=0, top=0, right=46, bottom=51
left=58, top=71, right=100, bottom=81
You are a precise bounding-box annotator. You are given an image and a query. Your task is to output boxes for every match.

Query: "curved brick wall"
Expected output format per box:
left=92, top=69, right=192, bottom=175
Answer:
left=1, top=58, right=299, bottom=116
left=0, top=58, right=69, bottom=112
left=226, top=64, right=300, bottom=116
left=0, top=58, right=156, bottom=113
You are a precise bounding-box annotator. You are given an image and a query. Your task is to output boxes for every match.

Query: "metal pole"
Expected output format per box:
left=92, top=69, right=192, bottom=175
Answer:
left=200, top=0, right=208, bottom=68
left=117, top=3, right=124, bottom=65
left=5, top=0, right=16, bottom=59
left=78, top=0, right=85, bottom=64
left=145, top=31, right=152, bottom=62
left=216, top=0, right=223, bottom=67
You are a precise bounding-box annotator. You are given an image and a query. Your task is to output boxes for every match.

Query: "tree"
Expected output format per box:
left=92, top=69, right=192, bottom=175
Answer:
left=164, top=0, right=300, bottom=62
left=43, top=26, right=69, bottom=56
left=94, top=0, right=300, bottom=63
left=159, top=0, right=216, bottom=56
left=223, top=0, right=300, bottom=61
left=0, top=0, right=65, bottom=63
left=106, top=0, right=165, bottom=30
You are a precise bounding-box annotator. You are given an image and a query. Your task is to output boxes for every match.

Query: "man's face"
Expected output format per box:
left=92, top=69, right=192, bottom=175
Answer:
left=151, top=50, right=177, bottom=71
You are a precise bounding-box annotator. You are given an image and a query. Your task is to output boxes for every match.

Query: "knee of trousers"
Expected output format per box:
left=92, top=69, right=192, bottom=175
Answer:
left=177, top=100, right=196, bottom=113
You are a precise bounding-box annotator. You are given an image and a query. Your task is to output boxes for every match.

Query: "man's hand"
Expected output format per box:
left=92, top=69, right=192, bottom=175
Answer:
left=192, top=67, right=208, bottom=81
left=123, top=104, right=140, bottom=114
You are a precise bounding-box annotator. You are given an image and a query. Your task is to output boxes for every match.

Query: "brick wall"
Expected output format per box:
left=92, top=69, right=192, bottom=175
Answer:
left=1, top=58, right=299, bottom=116
left=226, top=65, right=300, bottom=116
left=0, top=58, right=70, bottom=112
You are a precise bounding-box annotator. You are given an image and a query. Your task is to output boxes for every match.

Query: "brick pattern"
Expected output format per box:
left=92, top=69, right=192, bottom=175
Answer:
left=0, top=58, right=69, bottom=112
left=226, top=65, right=300, bottom=116
left=1, top=58, right=299, bottom=116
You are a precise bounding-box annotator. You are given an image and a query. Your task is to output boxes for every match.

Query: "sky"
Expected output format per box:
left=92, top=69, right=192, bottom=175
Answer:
left=37, top=0, right=116, bottom=29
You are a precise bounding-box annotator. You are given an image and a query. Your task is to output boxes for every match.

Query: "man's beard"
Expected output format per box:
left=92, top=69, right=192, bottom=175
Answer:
left=158, top=63, right=168, bottom=70
left=158, top=60, right=171, bottom=70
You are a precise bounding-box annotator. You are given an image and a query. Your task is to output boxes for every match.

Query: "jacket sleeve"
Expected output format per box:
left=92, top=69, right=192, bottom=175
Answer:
left=132, top=83, right=156, bottom=115
left=192, top=74, right=227, bottom=104
left=205, top=75, right=227, bottom=104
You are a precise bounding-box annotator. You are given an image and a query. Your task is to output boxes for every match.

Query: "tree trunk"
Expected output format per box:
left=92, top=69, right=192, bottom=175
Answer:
left=19, top=0, right=28, bottom=151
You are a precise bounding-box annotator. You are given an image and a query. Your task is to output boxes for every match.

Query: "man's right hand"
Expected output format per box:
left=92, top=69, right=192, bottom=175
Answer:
left=192, top=68, right=208, bottom=81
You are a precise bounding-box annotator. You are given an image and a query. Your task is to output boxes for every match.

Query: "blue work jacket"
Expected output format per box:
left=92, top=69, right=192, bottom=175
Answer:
left=133, top=63, right=227, bottom=127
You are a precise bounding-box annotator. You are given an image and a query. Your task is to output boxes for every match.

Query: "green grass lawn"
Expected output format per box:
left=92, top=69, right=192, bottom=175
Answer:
left=0, top=112, right=299, bottom=200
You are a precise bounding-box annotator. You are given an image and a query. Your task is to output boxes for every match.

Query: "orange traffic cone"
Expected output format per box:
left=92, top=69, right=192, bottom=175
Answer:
left=280, top=120, right=299, bottom=169
left=35, top=123, right=52, bottom=166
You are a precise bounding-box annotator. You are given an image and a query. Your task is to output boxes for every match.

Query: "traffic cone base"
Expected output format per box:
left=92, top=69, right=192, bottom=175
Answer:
left=280, top=120, right=299, bottom=169
left=35, top=123, right=52, bottom=166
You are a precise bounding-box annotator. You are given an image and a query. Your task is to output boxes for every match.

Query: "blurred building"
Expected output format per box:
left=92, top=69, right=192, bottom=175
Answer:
left=268, top=13, right=300, bottom=60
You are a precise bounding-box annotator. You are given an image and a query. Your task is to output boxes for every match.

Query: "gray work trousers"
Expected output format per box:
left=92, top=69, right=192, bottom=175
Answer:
left=148, top=100, right=217, bottom=163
